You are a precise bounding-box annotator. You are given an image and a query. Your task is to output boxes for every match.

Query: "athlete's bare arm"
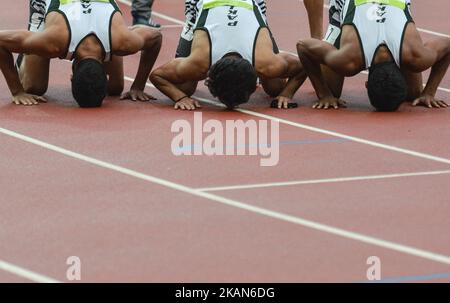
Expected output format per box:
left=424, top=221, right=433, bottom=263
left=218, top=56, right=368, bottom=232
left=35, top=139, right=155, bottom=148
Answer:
left=110, top=14, right=162, bottom=101
left=0, top=13, right=68, bottom=105
left=255, top=28, right=307, bottom=108
left=304, top=0, right=324, bottom=39
left=297, top=26, right=363, bottom=109
left=150, top=30, right=211, bottom=110
left=402, top=24, right=450, bottom=108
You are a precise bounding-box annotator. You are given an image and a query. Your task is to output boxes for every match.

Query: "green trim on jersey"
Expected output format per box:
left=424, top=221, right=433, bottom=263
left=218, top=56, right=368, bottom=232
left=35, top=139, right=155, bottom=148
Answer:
left=49, top=0, right=120, bottom=11
left=355, top=0, right=406, bottom=10
left=203, top=0, right=253, bottom=10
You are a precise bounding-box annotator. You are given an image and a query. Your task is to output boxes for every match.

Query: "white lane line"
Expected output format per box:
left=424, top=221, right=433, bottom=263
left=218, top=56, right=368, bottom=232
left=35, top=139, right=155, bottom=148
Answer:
left=125, top=76, right=450, bottom=165
left=196, top=170, right=450, bottom=192
left=161, top=24, right=184, bottom=29
left=2, top=127, right=450, bottom=268
left=0, top=260, right=61, bottom=283
left=116, top=0, right=185, bottom=26
left=239, top=107, right=450, bottom=165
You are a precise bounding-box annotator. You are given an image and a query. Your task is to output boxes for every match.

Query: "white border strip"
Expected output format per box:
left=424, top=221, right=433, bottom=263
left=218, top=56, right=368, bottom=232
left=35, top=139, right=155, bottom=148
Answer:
left=2, top=127, right=450, bottom=269
left=196, top=170, right=450, bottom=192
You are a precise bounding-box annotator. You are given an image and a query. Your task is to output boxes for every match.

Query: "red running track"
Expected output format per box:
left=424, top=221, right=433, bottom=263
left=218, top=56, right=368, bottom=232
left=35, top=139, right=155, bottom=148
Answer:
left=0, top=0, right=449, bottom=282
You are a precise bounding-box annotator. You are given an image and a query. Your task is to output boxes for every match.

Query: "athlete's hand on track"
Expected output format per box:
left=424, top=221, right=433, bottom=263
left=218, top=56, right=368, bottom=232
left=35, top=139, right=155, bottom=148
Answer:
left=12, top=93, right=47, bottom=106
left=120, top=89, right=156, bottom=102
left=313, top=96, right=346, bottom=109
left=274, top=96, right=292, bottom=109
left=412, top=94, right=448, bottom=109
left=174, top=97, right=201, bottom=110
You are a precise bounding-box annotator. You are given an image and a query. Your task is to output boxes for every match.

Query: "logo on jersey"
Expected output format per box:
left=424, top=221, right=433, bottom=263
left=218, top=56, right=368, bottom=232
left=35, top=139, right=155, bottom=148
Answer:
left=366, top=4, right=387, bottom=23
left=227, top=6, right=239, bottom=26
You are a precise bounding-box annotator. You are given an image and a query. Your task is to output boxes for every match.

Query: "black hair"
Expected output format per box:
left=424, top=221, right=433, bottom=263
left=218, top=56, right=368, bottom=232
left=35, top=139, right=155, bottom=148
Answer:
left=367, top=61, right=407, bottom=112
left=205, top=56, right=257, bottom=109
left=71, top=58, right=107, bottom=108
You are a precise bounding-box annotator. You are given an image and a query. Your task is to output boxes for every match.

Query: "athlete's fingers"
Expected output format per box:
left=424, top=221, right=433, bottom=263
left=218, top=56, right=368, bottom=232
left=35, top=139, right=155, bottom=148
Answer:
left=120, top=92, right=130, bottom=100
left=24, top=97, right=33, bottom=105
left=312, top=102, right=318, bottom=109
left=36, top=96, right=47, bottom=103
left=139, top=93, right=149, bottom=101
left=147, top=93, right=157, bottom=100
left=194, top=101, right=201, bottom=108
left=144, top=93, right=154, bottom=101
left=438, top=100, right=448, bottom=107
left=324, top=102, right=329, bottom=109
left=431, top=100, right=439, bottom=108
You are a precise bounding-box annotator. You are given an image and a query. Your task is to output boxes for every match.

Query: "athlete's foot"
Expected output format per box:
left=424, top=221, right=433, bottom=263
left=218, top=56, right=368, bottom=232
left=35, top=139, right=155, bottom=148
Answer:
left=133, top=17, right=161, bottom=29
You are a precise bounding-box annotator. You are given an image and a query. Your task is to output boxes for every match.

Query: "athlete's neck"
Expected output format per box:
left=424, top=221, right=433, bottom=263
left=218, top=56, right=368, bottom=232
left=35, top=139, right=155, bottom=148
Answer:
left=373, top=45, right=394, bottom=65
left=74, top=35, right=104, bottom=63
left=222, top=52, right=243, bottom=60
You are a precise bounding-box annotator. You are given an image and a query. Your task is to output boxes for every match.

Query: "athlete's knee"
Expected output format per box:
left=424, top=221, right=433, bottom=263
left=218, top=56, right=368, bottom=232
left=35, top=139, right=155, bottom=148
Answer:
left=177, top=81, right=198, bottom=97
left=339, top=62, right=361, bottom=77
left=261, top=78, right=285, bottom=97
left=22, top=77, right=48, bottom=95
left=108, top=79, right=124, bottom=96
left=405, top=85, right=422, bottom=102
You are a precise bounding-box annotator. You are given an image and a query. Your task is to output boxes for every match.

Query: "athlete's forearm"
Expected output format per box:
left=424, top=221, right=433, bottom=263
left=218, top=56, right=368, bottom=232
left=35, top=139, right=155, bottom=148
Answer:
left=131, top=30, right=162, bottom=91
left=0, top=46, right=25, bottom=96
left=150, top=61, right=195, bottom=102
left=423, top=39, right=450, bottom=96
left=279, top=70, right=307, bottom=99
left=281, top=53, right=304, bottom=78
left=297, top=39, right=334, bottom=98
left=304, top=0, right=324, bottom=39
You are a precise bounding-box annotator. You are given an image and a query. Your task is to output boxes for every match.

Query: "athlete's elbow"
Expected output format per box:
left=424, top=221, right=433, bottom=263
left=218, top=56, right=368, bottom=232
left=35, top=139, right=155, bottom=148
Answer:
left=149, top=68, right=163, bottom=86
left=296, top=39, right=312, bottom=56
left=256, top=62, right=283, bottom=79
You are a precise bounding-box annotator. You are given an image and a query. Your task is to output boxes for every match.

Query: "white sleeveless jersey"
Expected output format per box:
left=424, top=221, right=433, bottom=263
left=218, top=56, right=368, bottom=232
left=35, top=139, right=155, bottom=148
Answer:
left=328, top=0, right=411, bottom=27
left=47, top=0, right=120, bottom=61
left=194, top=1, right=267, bottom=66
left=326, top=0, right=413, bottom=68
left=182, top=0, right=266, bottom=41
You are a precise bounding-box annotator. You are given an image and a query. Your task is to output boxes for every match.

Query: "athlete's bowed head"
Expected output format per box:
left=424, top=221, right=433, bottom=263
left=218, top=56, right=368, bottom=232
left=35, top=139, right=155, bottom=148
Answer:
left=205, top=54, right=258, bottom=109
left=71, top=58, right=108, bottom=108
left=367, top=60, right=408, bottom=112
